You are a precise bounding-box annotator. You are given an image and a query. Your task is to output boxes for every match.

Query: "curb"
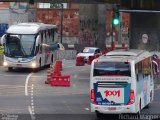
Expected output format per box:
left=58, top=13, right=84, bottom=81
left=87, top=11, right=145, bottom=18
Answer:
left=155, top=84, right=160, bottom=90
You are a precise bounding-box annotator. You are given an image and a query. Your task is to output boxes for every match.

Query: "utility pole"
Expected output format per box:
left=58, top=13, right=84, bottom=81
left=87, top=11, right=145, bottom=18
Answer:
left=111, top=4, right=120, bottom=50
left=60, top=3, right=63, bottom=43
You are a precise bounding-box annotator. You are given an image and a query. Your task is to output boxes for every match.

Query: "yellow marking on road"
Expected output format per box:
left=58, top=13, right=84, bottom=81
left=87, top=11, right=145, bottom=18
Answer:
left=0, top=107, right=28, bottom=112
left=0, top=85, right=32, bottom=95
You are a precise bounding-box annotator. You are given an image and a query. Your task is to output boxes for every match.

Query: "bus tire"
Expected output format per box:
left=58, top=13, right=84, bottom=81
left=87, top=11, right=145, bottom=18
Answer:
left=137, top=99, right=141, bottom=118
left=39, top=59, right=41, bottom=69
left=96, top=111, right=103, bottom=119
left=145, top=91, right=152, bottom=109
left=51, top=55, right=53, bottom=64
left=8, top=67, right=13, bottom=71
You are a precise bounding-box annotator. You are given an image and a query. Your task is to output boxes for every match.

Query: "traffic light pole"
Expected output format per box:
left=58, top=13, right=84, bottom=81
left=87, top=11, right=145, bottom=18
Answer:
left=111, top=23, right=115, bottom=50
left=111, top=4, right=120, bottom=50
left=60, top=3, right=63, bottom=43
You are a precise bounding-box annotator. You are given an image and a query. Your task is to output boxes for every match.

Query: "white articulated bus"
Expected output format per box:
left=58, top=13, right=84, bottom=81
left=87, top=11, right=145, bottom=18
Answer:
left=0, top=22, right=64, bottom=71
left=90, top=49, right=154, bottom=117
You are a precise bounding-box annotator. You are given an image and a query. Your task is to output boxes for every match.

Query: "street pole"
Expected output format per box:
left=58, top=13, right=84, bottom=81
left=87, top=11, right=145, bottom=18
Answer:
left=60, top=3, right=63, bottom=43
left=111, top=20, right=115, bottom=50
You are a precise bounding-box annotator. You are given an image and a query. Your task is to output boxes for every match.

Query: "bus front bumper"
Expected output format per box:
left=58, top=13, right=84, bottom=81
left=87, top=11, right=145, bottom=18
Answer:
left=91, top=103, right=136, bottom=114
left=3, top=60, right=38, bottom=69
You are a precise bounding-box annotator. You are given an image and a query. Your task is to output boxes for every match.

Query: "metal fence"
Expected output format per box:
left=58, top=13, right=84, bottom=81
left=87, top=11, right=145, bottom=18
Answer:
left=53, top=50, right=77, bottom=60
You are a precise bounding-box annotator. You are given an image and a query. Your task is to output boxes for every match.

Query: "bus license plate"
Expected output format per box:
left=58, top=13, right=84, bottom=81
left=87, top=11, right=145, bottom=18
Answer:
left=108, top=107, right=116, bottom=111
left=16, top=64, right=22, bottom=67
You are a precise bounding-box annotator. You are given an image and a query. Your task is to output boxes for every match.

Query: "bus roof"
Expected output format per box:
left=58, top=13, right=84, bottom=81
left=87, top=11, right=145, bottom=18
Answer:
left=97, top=49, right=151, bottom=63
left=106, top=49, right=147, bottom=57
left=6, top=22, right=57, bottom=34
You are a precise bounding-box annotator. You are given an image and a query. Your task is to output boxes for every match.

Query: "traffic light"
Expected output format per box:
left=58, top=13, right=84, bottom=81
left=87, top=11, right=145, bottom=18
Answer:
left=112, top=4, right=120, bottom=26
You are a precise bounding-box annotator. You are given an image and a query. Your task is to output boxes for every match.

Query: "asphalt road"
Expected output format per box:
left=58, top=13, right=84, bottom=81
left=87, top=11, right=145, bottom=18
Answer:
left=0, top=60, right=160, bottom=120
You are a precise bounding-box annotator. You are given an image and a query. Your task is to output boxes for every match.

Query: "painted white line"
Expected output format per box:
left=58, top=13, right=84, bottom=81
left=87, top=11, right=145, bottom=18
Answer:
left=84, top=108, right=90, bottom=111
left=63, top=65, right=75, bottom=68
left=0, top=74, right=27, bottom=77
left=28, top=106, right=35, bottom=120
left=31, top=75, right=46, bottom=78
left=25, top=73, right=33, bottom=96
left=31, top=102, right=34, bottom=106
left=28, top=106, right=32, bottom=114
left=77, top=77, right=90, bottom=80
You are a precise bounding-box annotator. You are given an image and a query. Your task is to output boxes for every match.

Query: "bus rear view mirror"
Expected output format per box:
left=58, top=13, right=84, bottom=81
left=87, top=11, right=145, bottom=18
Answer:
left=1, top=34, right=6, bottom=45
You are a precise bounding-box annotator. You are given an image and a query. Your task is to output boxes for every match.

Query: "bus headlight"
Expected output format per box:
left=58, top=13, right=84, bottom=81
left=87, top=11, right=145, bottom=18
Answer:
left=3, top=61, right=8, bottom=66
left=31, top=62, right=36, bottom=68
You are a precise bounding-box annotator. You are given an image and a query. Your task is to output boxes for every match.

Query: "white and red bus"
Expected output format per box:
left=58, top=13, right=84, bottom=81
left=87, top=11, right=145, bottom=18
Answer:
left=90, top=49, right=154, bottom=118
left=1, top=22, right=64, bottom=71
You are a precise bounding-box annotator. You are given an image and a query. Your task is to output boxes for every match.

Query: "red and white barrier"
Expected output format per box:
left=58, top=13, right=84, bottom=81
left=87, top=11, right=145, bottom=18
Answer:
left=87, top=56, right=95, bottom=65
left=45, top=60, right=71, bottom=87
left=50, top=75, right=70, bottom=87
left=75, top=56, right=85, bottom=66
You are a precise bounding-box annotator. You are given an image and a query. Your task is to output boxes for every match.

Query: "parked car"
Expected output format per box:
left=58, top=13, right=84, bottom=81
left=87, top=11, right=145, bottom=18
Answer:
left=76, top=47, right=102, bottom=63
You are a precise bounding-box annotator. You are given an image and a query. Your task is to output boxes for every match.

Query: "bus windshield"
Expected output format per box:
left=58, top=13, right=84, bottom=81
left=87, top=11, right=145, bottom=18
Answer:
left=93, top=61, right=131, bottom=77
left=5, top=34, right=36, bottom=58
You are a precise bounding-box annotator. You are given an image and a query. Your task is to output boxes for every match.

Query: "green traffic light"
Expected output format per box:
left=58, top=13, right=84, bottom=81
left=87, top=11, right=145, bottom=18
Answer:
left=112, top=18, right=120, bottom=26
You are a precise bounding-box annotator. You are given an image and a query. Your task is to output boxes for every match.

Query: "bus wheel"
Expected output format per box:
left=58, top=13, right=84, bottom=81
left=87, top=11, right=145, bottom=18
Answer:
left=8, top=67, right=13, bottom=71
left=145, top=92, right=152, bottom=109
left=96, top=111, right=103, bottom=119
left=38, top=59, right=42, bottom=70
left=51, top=55, right=53, bottom=64
left=137, top=100, right=141, bottom=118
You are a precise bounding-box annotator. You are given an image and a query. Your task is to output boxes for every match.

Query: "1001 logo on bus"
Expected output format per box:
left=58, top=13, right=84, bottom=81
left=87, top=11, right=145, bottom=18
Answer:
left=104, top=90, right=120, bottom=97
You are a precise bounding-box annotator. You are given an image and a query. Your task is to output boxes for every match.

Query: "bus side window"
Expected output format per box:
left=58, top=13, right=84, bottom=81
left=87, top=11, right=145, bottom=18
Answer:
left=39, top=32, right=43, bottom=54
left=135, top=64, right=139, bottom=81
left=42, top=31, right=45, bottom=44
left=52, top=28, right=55, bottom=42
left=44, top=30, right=47, bottom=44
left=48, top=29, right=51, bottom=43
left=40, top=31, right=43, bottom=44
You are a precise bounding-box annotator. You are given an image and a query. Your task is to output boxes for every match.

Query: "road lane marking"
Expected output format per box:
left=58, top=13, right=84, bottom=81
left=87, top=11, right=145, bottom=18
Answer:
left=0, top=85, right=31, bottom=89
left=30, top=84, right=35, bottom=119
left=63, top=65, right=75, bottom=68
left=0, top=74, right=27, bottom=77
left=28, top=106, right=36, bottom=120
left=25, top=73, right=33, bottom=96
left=84, top=108, right=90, bottom=111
